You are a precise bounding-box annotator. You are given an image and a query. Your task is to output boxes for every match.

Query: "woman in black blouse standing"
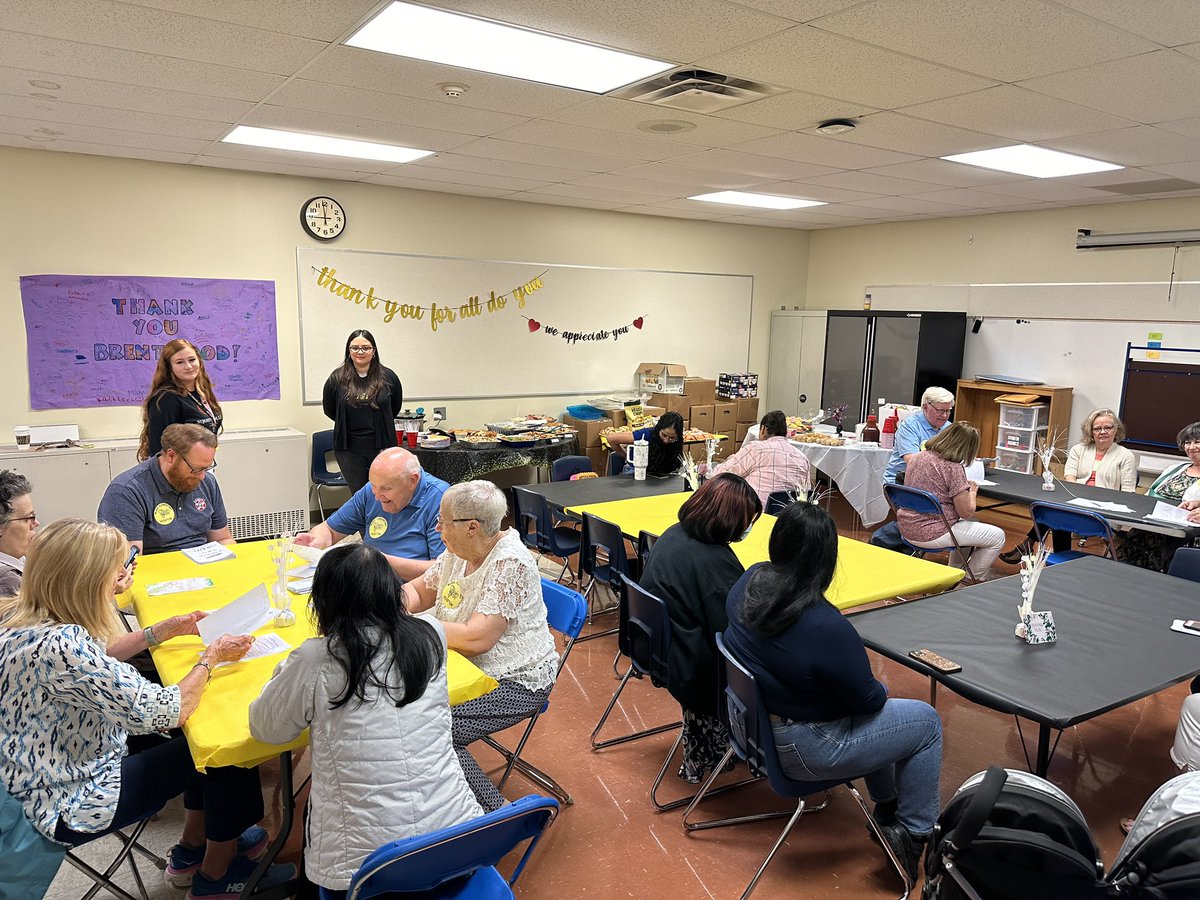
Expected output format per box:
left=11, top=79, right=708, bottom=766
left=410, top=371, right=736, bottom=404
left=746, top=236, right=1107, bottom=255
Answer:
left=138, top=339, right=223, bottom=461
left=322, top=330, right=403, bottom=494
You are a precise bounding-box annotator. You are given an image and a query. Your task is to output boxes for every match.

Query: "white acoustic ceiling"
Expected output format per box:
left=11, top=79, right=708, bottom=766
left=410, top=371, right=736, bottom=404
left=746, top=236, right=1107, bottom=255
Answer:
left=3, top=0, right=1200, bottom=229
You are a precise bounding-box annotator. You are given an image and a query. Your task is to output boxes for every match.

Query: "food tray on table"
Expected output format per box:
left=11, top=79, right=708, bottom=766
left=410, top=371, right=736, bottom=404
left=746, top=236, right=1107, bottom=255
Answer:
left=419, top=433, right=451, bottom=449
left=486, top=416, right=552, bottom=434
left=683, top=429, right=725, bottom=442
left=450, top=430, right=500, bottom=449
left=497, top=432, right=541, bottom=448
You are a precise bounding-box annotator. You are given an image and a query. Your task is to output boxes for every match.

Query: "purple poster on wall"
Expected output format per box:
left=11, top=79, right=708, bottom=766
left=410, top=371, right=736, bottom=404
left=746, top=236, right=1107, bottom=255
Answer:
left=19, top=274, right=280, bottom=410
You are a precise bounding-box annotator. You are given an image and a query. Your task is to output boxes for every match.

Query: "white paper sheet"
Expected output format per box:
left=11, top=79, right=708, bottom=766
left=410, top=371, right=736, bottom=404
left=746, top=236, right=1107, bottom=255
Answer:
left=182, top=541, right=236, bottom=564
left=198, top=583, right=272, bottom=644
left=288, top=563, right=318, bottom=578
left=1171, top=620, right=1200, bottom=637
left=964, top=460, right=986, bottom=483
left=1144, top=501, right=1194, bottom=526
left=1067, top=497, right=1134, bottom=513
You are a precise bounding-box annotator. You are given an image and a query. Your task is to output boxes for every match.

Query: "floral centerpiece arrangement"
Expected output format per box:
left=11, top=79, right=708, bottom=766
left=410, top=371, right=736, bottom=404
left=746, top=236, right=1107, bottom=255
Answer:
left=1015, top=542, right=1055, bottom=644
left=1035, top=430, right=1066, bottom=491
left=269, top=531, right=297, bottom=627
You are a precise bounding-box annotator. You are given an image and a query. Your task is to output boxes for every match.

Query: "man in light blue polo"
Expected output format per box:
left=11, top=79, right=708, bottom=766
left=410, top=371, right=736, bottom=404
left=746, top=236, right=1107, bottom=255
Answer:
left=295, top=447, right=447, bottom=580
left=884, top=386, right=955, bottom=484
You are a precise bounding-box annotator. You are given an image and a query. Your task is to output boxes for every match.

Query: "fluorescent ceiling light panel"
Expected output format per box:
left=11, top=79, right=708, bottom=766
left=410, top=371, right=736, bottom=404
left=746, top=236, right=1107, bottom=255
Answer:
left=222, top=125, right=433, bottom=163
left=689, top=191, right=826, bottom=210
left=941, top=144, right=1121, bottom=178
left=345, top=1, right=673, bottom=93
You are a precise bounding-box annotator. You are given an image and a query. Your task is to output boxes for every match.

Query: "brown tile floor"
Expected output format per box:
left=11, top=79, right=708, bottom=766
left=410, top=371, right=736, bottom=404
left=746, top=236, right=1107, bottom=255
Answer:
left=482, top=498, right=1191, bottom=898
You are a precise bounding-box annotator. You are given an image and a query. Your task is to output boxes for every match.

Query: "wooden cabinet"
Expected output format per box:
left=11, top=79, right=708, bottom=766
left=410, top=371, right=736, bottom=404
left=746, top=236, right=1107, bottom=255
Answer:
left=955, top=380, right=1073, bottom=473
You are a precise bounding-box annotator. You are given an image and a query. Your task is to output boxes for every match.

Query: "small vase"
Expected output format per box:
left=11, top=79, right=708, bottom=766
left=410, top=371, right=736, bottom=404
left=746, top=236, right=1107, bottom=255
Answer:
left=1041, top=470, right=1055, bottom=491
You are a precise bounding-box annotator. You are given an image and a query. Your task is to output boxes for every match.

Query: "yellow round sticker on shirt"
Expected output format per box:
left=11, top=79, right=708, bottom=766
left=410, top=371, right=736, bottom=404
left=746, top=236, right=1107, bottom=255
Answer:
left=441, top=581, right=463, bottom=609
left=153, top=503, right=175, bottom=525
left=368, top=516, right=388, bottom=539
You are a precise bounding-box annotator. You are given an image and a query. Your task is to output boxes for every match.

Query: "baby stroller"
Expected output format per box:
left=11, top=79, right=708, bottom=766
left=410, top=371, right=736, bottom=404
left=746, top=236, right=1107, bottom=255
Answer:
left=922, top=766, right=1104, bottom=900
left=1107, top=770, right=1200, bottom=897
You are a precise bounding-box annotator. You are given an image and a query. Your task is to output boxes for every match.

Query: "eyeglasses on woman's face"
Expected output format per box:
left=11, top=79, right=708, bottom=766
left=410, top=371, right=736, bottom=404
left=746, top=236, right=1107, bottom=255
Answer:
left=3, top=513, right=37, bottom=526
left=434, top=515, right=477, bottom=530
left=1092, top=424, right=1115, bottom=433
left=348, top=345, right=374, bottom=355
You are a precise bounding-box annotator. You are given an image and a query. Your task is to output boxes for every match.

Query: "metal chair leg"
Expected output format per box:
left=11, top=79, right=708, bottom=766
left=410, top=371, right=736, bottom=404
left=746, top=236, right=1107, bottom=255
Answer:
left=591, top=668, right=682, bottom=750
left=681, top=747, right=829, bottom=832
left=652, top=733, right=761, bottom=813
left=68, top=818, right=157, bottom=900
left=844, top=780, right=913, bottom=900
left=481, top=734, right=574, bottom=805
left=740, top=798, right=809, bottom=900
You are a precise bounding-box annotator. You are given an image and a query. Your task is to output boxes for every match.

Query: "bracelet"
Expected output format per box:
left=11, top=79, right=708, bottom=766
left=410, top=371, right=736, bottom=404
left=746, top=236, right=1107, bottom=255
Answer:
left=143, top=625, right=161, bottom=647
left=193, top=660, right=213, bottom=681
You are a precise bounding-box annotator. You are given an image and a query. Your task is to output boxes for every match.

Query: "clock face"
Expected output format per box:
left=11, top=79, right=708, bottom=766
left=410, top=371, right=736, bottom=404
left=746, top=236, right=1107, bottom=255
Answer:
left=302, top=196, right=345, bottom=241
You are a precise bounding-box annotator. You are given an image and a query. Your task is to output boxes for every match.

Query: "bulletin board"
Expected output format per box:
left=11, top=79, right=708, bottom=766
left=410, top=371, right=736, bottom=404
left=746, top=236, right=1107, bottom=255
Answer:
left=296, top=248, right=753, bottom=402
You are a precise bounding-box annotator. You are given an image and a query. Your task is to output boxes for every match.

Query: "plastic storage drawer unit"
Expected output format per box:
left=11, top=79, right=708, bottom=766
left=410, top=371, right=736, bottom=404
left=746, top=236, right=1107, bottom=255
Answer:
left=998, top=403, right=1049, bottom=430
left=997, top=424, right=1047, bottom=453
left=995, top=446, right=1039, bottom=475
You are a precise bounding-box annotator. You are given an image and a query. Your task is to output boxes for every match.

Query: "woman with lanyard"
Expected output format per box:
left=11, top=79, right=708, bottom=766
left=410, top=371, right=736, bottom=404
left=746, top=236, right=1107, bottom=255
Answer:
left=322, top=330, right=404, bottom=495
left=138, top=339, right=223, bottom=461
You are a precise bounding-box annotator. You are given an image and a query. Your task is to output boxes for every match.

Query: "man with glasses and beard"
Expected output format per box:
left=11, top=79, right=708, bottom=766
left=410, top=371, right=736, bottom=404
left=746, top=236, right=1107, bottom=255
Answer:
left=99, top=423, right=233, bottom=554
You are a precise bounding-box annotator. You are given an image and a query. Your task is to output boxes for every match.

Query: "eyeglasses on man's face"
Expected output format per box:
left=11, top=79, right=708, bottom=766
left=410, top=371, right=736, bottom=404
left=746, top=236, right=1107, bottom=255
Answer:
left=179, top=454, right=218, bottom=474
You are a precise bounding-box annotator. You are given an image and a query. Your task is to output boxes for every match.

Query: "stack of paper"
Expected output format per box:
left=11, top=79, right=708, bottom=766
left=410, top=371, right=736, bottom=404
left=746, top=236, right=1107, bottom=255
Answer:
left=1144, top=501, right=1194, bottom=527
left=182, top=541, right=236, bottom=564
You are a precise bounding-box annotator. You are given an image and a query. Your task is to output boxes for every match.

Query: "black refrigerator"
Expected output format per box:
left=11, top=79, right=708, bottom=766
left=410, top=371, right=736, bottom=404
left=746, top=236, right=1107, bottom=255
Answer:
left=820, top=310, right=966, bottom=426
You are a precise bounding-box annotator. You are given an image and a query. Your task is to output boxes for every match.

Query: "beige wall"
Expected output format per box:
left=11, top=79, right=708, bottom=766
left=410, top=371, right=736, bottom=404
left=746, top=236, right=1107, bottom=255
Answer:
left=805, top=196, right=1200, bottom=313
left=1, top=146, right=809, bottom=442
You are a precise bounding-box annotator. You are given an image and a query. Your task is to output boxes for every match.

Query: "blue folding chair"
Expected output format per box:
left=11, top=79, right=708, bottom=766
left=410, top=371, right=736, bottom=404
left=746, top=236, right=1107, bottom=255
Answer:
left=883, top=483, right=978, bottom=583
left=1029, top=501, right=1116, bottom=566
left=765, top=490, right=794, bottom=516
left=332, top=794, right=559, bottom=900
left=480, top=580, right=587, bottom=805
left=310, top=429, right=348, bottom=520
left=1169, top=547, right=1200, bottom=583
left=550, top=455, right=592, bottom=482
left=511, top=487, right=580, bottom=584
left=606, top=451, right=626, bottom=477
left=576, top=513, right=635, bottom=641
left=682, top=634, right=913, bottom=899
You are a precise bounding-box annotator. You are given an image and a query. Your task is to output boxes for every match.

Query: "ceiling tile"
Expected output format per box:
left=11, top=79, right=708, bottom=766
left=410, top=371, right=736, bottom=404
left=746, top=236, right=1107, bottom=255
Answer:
left=0, top=112, right=207, bottom=153
left=752, top=181, right=878, bottom=203
left=267, top=79, right=529, bottom=136
left=618, top=204, right=727, bottom=221
left=362, top=165, right=544, bottom=192
left=734, top=0, right=867, bottom=22
left=1157, top=115, right=1200, bottom=141
left=1044, top=126, right=1200, bottom=167
left=450, top=137, right=641, bottom=173
left=1134, top=160, right=1200, bottom=185
left=1019, top=50, right=1200, bottom=124
left=0, top=30, right=286, bottom=100
left=612, top=161, right=766, bottom=191
left=841, top=194, right=977, bottom=214
left=363, top=174, right=511, bottom=197
left=0, top=134, right=196, bottom=164
left=1051, top=0, right=1200, bottom=48
left=122, top=0, right=384, bottom=42
left=530, top=182, right=676, bottom=205
left=910, top=187, right=1049, bottom=208
left=698, top=24, right=996, bottom=109
left=860, top=158, right=1026, bottom=188
left=714, top=215, right=812, bottom=228
left=242, top=105, right=479, bottom=152
left=813, top=111, right=1007, bottom=157
left=796, top=169, right=953, bottom=195
left=713, top=89, right=878, bottom=130
left=542, top=96, right=784, bottom=148
left=485, top=120, right=690, bottom=162
left=815, top=0, right=1156, bottom=82
left=661, top=148, right=844, bottom=180
left=960, top=180, right=1117, bottom=202
left=1, top=0, right=327, bottom=75
left=0, top=93, right=230, bottom=140
left=900, top=85, right=1136, bottom=142
left=564, top=172, right=687, bottom=198
left=192, top=155, right=374, bottom=181
left=506, top=193, right=627, bottom=210
left=409, top=153, right=586, bottom=183
left=202, top=140, right=398, bottom=173
left=728, top=130, right=921, bottom=169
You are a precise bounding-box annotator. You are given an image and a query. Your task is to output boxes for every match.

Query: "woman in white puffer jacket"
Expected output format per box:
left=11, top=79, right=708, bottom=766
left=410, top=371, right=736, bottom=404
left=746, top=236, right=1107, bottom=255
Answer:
left=250, top=543, right=482, bottom=892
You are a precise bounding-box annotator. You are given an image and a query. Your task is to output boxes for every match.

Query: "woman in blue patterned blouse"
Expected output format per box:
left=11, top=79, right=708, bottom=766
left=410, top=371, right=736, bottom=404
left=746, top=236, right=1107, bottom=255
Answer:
left=0, top=519, right=294, bottom=898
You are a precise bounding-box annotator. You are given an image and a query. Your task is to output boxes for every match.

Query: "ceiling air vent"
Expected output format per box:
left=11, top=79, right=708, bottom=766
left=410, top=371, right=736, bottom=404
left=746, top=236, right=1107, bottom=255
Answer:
left=610, top=69, right=784, bottom=114
left=1092, top=178, right=1200, bottom=196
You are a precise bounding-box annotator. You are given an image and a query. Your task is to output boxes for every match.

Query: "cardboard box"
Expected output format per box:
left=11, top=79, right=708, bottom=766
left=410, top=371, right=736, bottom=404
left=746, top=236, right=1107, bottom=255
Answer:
left=650, top=392, right=690, bottom=416
left=736, top=397, right=760, bottom=423
left=607, top=408, right=626, bottom=428
left=642, top=405, right=665, bottom=419
left=713, top=439, right=738, bottom=462
left=585, top=444, right=615, bottom=475
left=682, top=377, right=716, bottom=407
left=690, top=405, right=714, bottom=431
left=635, top=362, right=688, bottom=394
left=735, top=422, right=754, bottom=443
left=714, top=402, right=738, bottom=434
left=562, top=413, right=612, bottom=447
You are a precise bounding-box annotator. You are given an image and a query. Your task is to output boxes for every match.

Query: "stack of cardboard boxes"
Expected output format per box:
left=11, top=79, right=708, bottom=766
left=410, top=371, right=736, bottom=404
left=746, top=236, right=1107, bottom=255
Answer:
left=561, top=403, right=665, bottom=474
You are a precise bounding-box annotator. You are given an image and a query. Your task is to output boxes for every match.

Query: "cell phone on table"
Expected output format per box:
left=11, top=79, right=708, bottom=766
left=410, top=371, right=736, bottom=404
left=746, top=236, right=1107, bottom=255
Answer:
left=124, top=545, right=140, bottom=568
left=1183, top=620, right=1200, bottom=634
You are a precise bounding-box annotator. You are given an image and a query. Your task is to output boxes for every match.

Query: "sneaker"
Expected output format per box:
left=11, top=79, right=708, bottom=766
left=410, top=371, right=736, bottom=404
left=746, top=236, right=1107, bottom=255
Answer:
left=166, top=827, right=270, bottom=887
left=880, top=823, right=926, bottom=885
left=187, top=855, right=296, bottom=900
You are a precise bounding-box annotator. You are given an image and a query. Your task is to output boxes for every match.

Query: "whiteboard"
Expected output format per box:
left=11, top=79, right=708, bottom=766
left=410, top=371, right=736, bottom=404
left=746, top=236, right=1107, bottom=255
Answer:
left=297, top=248, right=753, bottom=403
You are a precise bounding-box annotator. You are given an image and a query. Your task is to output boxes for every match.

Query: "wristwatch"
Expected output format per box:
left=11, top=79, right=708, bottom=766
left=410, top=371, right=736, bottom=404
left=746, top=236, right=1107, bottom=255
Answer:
left=143, top=625, right=161, bottom=647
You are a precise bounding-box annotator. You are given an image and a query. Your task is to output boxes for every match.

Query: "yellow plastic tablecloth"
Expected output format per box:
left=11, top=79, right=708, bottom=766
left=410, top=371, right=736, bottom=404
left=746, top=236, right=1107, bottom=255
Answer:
left=127, top=542, right=497, bottom=770
left=566, top=493, right=963, bottom=609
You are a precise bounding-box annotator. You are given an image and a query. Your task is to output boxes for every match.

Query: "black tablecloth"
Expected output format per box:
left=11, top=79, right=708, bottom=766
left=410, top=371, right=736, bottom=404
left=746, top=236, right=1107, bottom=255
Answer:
left=519, top=474, right=687, bottom=509
left=414, top=437, right=579, bottom=484
left=850, top=556, right=1200, bottom=730
left=979, top=469, right=1200, bottom=539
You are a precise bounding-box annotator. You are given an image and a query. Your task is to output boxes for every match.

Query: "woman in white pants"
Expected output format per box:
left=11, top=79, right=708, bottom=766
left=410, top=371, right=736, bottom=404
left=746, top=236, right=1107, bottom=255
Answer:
left=898, top=422, right=1005, bottom=582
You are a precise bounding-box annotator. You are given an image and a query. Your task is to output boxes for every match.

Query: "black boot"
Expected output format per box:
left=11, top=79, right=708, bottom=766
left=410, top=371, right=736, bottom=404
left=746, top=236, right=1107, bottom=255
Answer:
left=881, top=823, right=927, bottom=885
left=998, top=541, right=1032, bottom=565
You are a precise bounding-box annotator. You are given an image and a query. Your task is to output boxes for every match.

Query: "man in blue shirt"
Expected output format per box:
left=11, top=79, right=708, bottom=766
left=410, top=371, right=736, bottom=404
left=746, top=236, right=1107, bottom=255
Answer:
left=884, top=387, right=955, bottom=484
left=296, top=447, right=447, bottom=580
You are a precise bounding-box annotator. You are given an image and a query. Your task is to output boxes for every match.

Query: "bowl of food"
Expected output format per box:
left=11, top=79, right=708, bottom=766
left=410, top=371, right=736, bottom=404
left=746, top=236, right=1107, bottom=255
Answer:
left=498, top=432, right=541, bottom=448
left=451, top=429, right=500, bottom=449
left=419, top=433, right=451, bottom=449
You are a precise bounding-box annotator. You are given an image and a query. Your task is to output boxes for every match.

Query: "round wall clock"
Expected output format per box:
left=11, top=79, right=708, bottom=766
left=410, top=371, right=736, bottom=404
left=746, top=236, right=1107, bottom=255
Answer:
left=301, top=196, right=346, bottom=241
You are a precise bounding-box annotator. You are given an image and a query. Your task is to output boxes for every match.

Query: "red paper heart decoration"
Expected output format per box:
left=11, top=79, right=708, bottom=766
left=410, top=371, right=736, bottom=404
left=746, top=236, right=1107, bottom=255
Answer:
left=633, top=317, right=644, bottom=329
left=527, top=319, right=541, bottom=332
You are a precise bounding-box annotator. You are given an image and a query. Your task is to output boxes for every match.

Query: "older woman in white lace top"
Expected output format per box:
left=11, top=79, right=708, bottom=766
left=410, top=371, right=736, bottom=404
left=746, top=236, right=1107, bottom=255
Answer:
left=403, top=480, right=558, bottom=811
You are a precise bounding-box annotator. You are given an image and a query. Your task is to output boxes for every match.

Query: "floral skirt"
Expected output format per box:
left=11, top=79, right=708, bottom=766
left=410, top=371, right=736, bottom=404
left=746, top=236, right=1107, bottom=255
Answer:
left=678, top=708, right=733, bottom=784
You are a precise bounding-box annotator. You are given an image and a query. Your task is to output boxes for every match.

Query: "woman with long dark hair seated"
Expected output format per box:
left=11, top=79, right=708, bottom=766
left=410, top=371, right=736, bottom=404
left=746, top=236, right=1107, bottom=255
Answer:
left=724, top=502, right=943, bottom=883
left=250, top=543, right=482, bottom=894
left=607, top=411, right=687, bottom=477
left=639, top=472, right=762, bottom=783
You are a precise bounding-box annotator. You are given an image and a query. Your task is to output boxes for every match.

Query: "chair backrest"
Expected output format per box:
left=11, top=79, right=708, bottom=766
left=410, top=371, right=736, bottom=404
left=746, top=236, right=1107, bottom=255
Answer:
left=540, top=579, right=588, bottom=647
left=1169, top=547, right=1200, bottom=584
left=347, top=794, right=559, bottom=899
left=716, top=633, right=841, bottom=798
left=511, top=487, right=548, bottom=555
left=1029, top=501, right=1115, bottom=546
left=618, top=573, right=671, bottom=686
left=765, top=490, right=794, bottom=516
left=883, top=482, right=945, bottom=517
left=580, top=513, right=631, bottom=587
left=607, top=450, right=626, bottom=477
left=551, top=455, right=593, bottom=482
left=636, top=529, right=657, bottom=575
left=311, top=430, right=343, bottom=484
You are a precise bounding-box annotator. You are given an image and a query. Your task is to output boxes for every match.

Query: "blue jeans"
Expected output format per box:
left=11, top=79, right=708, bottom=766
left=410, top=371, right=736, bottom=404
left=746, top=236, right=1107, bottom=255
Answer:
left=772, top=698, right=943, bottom=835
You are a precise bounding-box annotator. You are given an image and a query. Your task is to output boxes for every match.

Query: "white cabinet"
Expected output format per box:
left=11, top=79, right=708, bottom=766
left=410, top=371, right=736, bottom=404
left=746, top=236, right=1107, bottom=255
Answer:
left=765, top=310, right=827, bottom=417
left=0, top=448, right=114, bottom=525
